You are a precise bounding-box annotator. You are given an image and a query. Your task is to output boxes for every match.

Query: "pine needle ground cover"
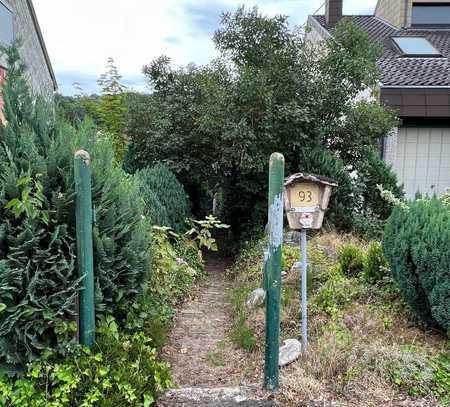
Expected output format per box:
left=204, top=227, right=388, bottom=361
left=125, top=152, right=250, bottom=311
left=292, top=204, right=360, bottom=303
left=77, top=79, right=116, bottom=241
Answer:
left=226, top=232, right=449, bottom=406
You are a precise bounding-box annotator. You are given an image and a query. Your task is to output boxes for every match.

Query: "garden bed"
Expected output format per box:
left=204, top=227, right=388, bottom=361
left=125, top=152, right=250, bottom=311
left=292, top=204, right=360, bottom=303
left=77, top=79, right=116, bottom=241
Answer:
left=225, top=232, right=449, bottom=407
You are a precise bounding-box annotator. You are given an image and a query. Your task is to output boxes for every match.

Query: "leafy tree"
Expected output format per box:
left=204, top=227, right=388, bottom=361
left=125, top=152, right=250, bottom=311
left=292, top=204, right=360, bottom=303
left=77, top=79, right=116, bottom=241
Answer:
left=97, top=57, right=128, bottom=161
left=126, top=7, right=397, bottom=236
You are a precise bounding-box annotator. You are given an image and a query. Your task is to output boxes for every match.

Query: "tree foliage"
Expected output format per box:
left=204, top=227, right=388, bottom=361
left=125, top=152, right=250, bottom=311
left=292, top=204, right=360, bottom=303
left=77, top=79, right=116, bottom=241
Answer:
left=126, top=7, right=398, bottom=235
left=97, top=58, right=128, bottom=161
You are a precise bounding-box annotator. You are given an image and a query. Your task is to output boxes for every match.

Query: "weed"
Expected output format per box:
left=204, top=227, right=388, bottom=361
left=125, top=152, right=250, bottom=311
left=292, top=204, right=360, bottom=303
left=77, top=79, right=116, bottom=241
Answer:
left=363, top=241, right=388, bottom=283
left=338, top=243, right=365, bottom=277
left=231, top=313, right=257, bottom=352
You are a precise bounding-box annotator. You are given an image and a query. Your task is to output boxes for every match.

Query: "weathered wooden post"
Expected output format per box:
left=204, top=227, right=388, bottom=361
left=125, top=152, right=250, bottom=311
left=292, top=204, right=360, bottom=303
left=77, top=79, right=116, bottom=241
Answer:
left=264, top=152, right=285, bottom=391
left=74, top=150, right=95, bottom=348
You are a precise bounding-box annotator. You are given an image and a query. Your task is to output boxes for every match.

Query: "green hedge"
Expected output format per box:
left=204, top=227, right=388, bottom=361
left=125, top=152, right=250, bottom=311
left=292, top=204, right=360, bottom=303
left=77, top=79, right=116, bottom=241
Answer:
left=134, top=164, right=190, bottom=231
left=384, top=198, right=450, bottom=331
left=0, top=47, right=151, bottom=371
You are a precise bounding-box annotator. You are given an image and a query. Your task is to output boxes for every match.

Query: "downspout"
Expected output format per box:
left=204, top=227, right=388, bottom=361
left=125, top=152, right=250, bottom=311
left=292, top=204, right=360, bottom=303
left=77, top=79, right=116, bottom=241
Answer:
left=404, top=0, right=409, bottom=28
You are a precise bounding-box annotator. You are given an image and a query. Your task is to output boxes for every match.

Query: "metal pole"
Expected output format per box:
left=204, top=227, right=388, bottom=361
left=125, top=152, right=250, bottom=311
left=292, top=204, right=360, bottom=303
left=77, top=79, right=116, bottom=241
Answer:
left=300, top=229, right=308, bottom=353
left=74, top=150, right=95, bottom=348
left=264, top=152, right=285, bottom=392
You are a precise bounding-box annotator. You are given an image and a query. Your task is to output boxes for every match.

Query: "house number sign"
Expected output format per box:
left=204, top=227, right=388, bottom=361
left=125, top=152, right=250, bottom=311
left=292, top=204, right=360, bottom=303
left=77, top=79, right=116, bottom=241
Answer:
left=288, top=182, right=320, bottom=209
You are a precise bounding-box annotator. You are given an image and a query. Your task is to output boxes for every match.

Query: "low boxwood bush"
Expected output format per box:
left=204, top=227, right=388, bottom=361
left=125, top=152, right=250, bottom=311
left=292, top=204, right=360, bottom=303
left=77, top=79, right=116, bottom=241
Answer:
left=384, top=198, right=450, bottom=331
left=134, top=165, right=190, bottom=231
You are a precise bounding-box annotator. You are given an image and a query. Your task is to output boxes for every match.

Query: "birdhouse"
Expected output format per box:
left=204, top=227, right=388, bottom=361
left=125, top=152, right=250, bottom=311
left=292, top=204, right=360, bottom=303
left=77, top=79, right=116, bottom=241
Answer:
left=284, top=173, right=338, bottom=230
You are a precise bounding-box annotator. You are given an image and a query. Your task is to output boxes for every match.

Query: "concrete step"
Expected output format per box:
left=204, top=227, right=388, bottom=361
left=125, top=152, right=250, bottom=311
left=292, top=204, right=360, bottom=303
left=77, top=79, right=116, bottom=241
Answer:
left=158, top=386, right=275, bottom=406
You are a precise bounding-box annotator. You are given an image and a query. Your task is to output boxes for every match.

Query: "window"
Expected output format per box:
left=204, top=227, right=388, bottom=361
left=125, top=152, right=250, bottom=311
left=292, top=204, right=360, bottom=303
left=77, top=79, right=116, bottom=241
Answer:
left=392, top=37, right=441, bottom=57
left=0, top=1, right=14, bottom=45
left=412, top=3, right=450, bottom=27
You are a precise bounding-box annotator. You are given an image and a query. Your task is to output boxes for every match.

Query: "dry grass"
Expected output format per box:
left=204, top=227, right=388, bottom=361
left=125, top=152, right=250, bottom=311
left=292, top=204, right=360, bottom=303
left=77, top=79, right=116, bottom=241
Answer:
left=226, top=231, right=448, bottom=407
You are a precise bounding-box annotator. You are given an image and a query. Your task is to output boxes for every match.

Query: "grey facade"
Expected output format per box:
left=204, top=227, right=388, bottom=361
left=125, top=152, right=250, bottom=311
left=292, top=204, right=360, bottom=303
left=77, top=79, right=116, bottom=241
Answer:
left=0, top=0, right=57, bottom=95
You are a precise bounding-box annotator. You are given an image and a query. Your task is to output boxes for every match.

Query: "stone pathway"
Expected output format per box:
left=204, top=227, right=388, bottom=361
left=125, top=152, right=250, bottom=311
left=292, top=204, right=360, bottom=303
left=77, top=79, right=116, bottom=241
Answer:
left=158, top=257, right=274, bottom=406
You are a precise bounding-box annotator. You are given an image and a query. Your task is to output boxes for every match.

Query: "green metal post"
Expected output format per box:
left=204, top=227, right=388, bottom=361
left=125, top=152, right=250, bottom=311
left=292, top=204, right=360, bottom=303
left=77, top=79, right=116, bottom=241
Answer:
left=74, top=150, right=95, bottom=348
left=264, top=152, right=285, bottom=391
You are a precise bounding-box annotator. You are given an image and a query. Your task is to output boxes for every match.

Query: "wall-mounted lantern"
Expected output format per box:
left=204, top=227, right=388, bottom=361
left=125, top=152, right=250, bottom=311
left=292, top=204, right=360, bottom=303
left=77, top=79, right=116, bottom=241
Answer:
left=284, top=173, right=338, bottom=230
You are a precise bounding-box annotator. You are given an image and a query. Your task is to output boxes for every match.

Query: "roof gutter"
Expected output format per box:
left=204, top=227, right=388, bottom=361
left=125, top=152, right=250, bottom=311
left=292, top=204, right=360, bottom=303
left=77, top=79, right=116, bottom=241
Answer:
left=26, top=0, right=57, bottom=91
left=381, top=85, right=450, bottom=89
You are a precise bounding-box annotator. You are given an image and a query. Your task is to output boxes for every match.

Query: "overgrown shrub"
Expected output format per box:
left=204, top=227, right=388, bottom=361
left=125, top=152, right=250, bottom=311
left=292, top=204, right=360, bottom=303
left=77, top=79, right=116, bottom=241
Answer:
left=337, top=243, right=365, bottom=277
left=125, top=226, right=204, bottom=338
left=134, top=165, right=190, bottom=232
left=363, top=241, right=388, bottom=283
left=0, top=316, right=172, bottom=406
left=313, top=267, right=360, bottom=318
left=0, top=47, right=151, bottom=370
left=126, top=9, right=396, bottom=239
left=384, top=198, right=450, bottom=331
left=356, top=149, right=403, bottom=220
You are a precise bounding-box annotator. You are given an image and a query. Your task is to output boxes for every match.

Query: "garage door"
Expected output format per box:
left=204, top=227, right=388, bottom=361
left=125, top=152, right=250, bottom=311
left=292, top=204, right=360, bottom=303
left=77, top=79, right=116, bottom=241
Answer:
left=393, top=126, right=450, bottom=199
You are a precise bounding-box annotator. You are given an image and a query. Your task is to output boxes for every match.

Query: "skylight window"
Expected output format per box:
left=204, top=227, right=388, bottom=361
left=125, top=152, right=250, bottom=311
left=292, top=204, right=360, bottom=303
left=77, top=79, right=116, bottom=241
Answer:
left=412, top=3, right=450, bottom=27
left=392, top=37, right=441, bottom=57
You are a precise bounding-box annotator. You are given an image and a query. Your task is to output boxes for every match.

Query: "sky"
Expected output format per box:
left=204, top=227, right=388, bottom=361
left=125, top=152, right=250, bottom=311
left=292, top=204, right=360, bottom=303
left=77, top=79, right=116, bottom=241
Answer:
left=33, top=0, right=378, bottom=95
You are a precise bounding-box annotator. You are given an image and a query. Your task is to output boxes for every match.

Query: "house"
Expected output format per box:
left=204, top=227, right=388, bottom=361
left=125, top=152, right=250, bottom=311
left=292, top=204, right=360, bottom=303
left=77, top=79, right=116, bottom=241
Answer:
left=0, top=0, right=57, bottom=98
left=307, top=0, right=450, bottom=199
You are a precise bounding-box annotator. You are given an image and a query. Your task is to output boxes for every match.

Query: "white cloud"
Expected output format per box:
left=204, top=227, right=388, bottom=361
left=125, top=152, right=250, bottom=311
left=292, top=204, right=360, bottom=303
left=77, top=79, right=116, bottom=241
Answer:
left=33, top=0, right=378, bottom=95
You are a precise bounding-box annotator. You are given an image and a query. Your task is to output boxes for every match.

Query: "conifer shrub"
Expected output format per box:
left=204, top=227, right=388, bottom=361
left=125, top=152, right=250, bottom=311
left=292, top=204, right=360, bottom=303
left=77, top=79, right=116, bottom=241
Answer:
left=0, top=47, right=151, bottom=370
left=135, top=164, right=190, bottom=231
left=299, top=149, right=358, bottom=231
left=134, top=170, right=170, bottom=227
left=384, top=198, right=450, bottom=331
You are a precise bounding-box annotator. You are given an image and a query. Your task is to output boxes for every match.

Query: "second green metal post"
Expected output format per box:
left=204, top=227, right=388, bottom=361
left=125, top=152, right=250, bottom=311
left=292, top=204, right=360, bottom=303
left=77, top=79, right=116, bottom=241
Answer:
left=264, top=152, right=285, bottom=391
left=74, top=150, right=95, bottom=348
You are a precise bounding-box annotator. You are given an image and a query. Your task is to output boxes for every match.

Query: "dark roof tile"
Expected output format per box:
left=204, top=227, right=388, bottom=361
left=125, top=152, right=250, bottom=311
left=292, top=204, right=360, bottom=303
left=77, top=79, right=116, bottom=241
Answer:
left=312, top=15, right=450, bottom=87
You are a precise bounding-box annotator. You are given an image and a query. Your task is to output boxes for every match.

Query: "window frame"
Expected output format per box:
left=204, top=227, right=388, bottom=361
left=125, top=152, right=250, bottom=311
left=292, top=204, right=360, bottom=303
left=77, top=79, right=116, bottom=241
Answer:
left=392, top=36, right=442, bottom=58
left=0, top=0, right=14, bottom=46
left=411, top=2, right=450, bottom=28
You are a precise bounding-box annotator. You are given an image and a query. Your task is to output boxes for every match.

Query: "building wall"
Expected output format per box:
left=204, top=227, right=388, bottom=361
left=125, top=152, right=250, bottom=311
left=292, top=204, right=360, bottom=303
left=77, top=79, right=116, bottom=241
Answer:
left=305, top=15, right=330, bottom=46
left=375, top=0, right=406, bottom=28
left=393, top=125, right=450, bottom=198
left=0, top=0, right=55, bottom=95
left=375, top=0, right=450, bottom=28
